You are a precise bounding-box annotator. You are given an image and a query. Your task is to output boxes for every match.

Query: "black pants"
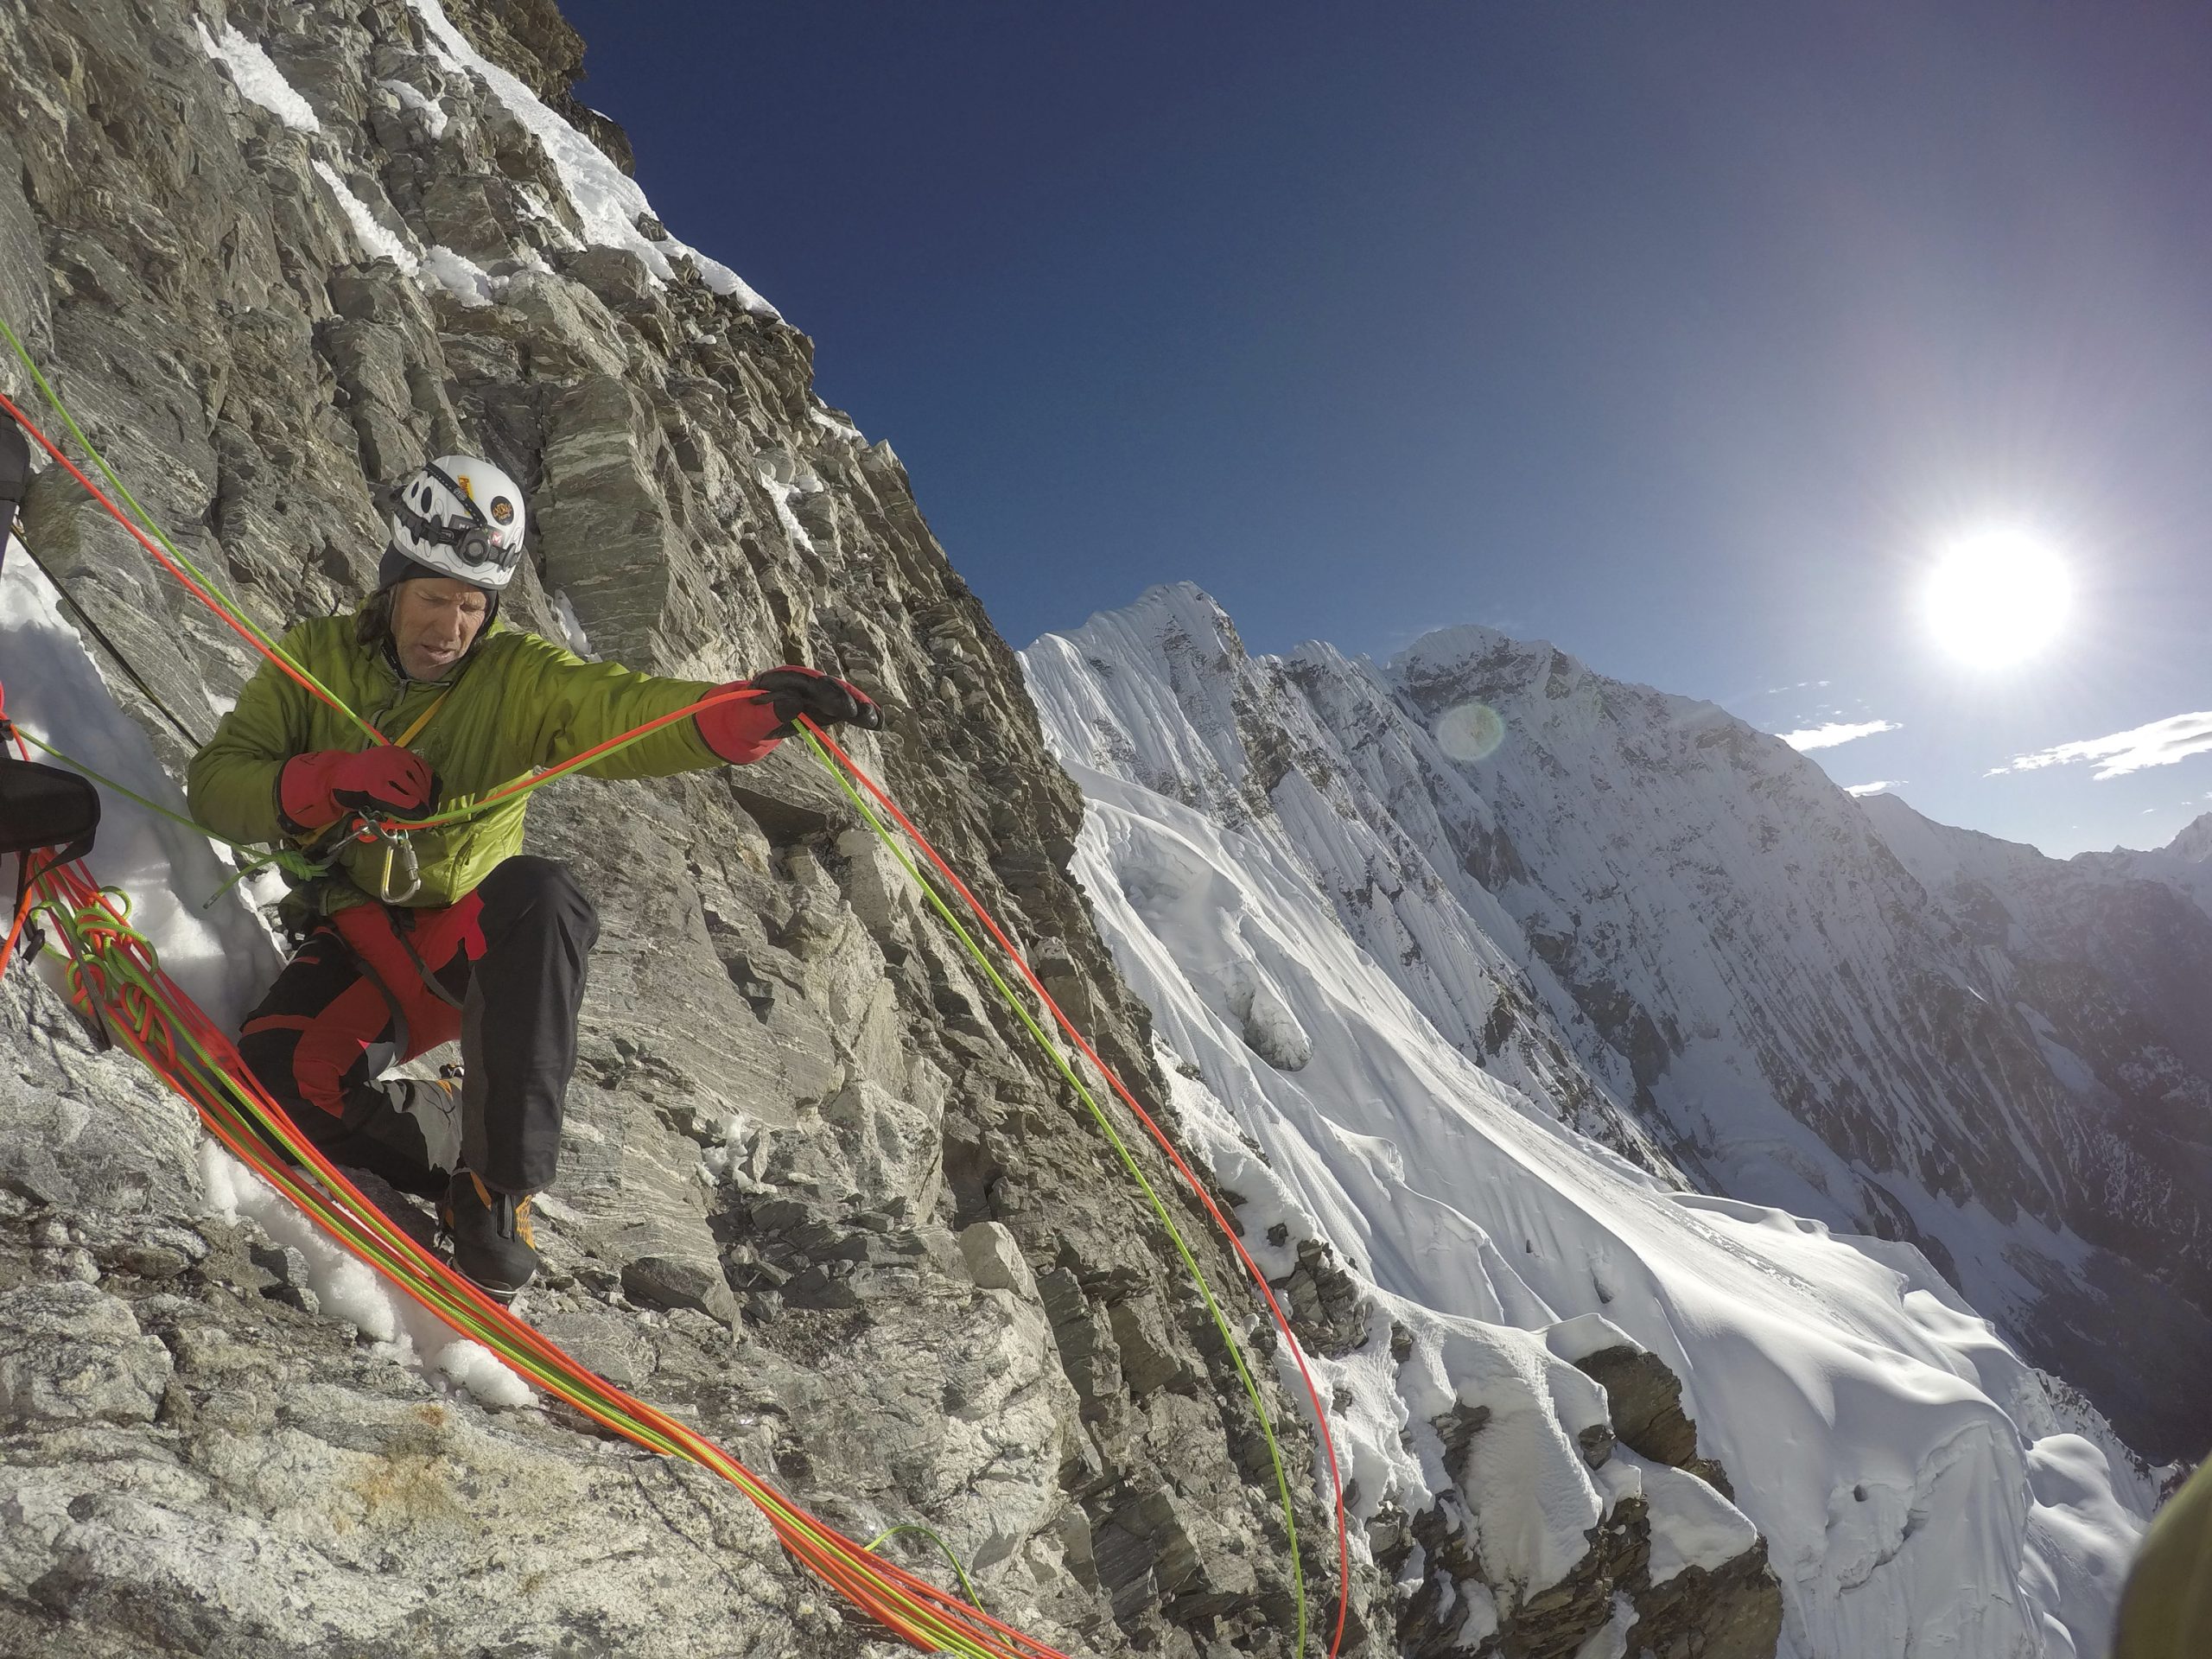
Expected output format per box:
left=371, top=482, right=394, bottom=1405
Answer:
left=237, top=856, right=598, bottom=1197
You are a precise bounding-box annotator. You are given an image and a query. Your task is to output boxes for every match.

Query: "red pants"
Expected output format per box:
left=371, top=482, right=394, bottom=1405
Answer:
left=236, top=857, right=596, bottom=1196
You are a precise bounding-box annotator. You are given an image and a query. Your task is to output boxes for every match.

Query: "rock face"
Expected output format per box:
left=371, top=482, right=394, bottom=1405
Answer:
left=1366, top=1315, right=1778, bottom=1659
left=1027, top=582, right=2211, bottom=1462
left=0, top=3, right=1391, bottom=1653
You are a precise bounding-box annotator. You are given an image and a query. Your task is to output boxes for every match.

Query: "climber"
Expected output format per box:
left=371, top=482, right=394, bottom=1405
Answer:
left=186, top=454, right=880, bottom=1301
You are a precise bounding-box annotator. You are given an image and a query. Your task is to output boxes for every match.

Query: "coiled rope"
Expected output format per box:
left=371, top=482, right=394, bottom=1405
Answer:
left=0, top=317, right=1351, bottom=1651
left=3, top=803, right=1074, bottom=1659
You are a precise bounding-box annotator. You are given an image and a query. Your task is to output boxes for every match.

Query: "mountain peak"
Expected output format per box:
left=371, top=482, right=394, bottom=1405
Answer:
left=1068, top=582, right=1244, bottom=657
left=2168, top=810, right=2212, bottom=863
left=1389, top=620, right=1541, bottom=680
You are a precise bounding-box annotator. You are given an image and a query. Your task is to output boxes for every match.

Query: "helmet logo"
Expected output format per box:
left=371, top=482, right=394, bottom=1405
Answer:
left=490, top=496, right=515, bottom=525
left=455, top=473, right=474, bottom=501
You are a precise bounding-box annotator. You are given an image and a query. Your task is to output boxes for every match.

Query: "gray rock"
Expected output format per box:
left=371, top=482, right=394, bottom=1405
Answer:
left=0, top=1282, right=171, bottom=1427
left=620, top=1253, right=739, bottom=1326
left=959, top=1220, right=1037, bottom=1296
left=1625, top=1535, right=1786, bottom=1659
left=1575, top=1340, right=1702, bottom=1468
left=1105, top=1294, right=1187, bottom=1397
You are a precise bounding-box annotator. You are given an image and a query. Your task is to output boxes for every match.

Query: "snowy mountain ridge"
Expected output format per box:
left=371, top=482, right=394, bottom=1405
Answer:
left=2067, top=810, right=2212, bottom=925
left=2152, top=810, right=2212, bottom=868
left=1022, top=582, right=2196, bottom=1657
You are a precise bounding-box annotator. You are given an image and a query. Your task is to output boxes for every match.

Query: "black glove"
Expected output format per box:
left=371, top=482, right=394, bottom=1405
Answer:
left=748, top=665, right=882, bottom=737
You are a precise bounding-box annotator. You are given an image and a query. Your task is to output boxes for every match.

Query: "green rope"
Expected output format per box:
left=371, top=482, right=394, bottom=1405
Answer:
left=15, top=728, right=328, bottom=894
left=800, top=728, right=1310, bottom=1653
left=0, top=312, right=380, bottom=746
left=867, top=1524, right=991, bottom=1617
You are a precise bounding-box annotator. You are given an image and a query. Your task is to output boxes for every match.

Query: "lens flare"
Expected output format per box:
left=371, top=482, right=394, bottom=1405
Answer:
left=1922, top=528, right=2071, bottom=667
left=1436, top=701, right=1506, bottom=763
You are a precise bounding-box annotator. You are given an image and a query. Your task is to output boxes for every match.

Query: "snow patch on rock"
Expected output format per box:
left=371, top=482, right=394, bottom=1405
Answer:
left=194, top=20, right=321, bottom=132
left=378, top=75, right=449, bottom=140
left=405, top=0, right=778, bottom=317
left=1619, top=1451, right=1758, bottom=1584
left=310, top=162, right=420, bottom=276
left=419, top=245, right=496, bottom=307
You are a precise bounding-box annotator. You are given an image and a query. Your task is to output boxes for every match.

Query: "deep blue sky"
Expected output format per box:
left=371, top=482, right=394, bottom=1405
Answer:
left=561, top=1, right=2212, bottom=857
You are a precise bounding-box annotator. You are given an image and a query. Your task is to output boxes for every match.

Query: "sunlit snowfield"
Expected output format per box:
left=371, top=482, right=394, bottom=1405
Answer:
left=1025, top=584, right=2156, bottom=1657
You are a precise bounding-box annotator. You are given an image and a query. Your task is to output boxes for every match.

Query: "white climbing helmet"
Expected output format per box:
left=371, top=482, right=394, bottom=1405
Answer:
left=384, top=454, right=527, bottom=589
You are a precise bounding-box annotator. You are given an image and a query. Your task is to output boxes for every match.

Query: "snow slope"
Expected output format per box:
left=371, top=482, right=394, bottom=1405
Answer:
left=1031, top=585, right=2211, bottom=1462
left=1025, top=584, right=2162, bottom=1657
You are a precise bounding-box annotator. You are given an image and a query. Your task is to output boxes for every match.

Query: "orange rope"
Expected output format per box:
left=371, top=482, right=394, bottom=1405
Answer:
left=799, top=716, right=1355, bottom=1655
left=0, top=394, right=384, bottom=742
left=0, top=850, right=40, bottom=976
left=22, top=846, right=1073, bottom=1659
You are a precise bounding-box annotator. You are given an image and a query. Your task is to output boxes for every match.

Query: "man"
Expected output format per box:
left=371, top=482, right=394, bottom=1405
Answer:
left=188, top=454, right=879, bottom=1300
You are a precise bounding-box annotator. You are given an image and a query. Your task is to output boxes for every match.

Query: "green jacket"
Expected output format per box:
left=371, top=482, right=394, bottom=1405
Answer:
left=188, top=612, right=723, bottom=913
left=2114, top=1460, right=2212, bottom=1659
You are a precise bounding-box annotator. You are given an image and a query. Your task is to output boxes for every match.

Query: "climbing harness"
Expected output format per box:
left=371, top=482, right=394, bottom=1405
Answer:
left=0, top=321, right=1352, bottom=1653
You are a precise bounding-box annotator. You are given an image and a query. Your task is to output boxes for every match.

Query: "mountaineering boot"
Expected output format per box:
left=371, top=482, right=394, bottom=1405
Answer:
left=440, top=1169, right=542, bottom=1302
left=340, top=1165, right=442, bottom=1254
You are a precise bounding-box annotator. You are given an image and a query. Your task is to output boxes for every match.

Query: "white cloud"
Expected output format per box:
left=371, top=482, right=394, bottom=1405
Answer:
left=1844, top=780, right=1902, bottom=798
left=1778, top=719, right=1901, bottom=752
left=1994, top=710, right=2212, bottom=781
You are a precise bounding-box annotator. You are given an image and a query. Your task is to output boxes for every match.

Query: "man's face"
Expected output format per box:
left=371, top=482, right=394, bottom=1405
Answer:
left=390, top=577, right=490, bottom=680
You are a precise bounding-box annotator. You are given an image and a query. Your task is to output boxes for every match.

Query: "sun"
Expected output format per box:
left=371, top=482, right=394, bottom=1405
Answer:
left=1922, top=527, right=2072, bottom=667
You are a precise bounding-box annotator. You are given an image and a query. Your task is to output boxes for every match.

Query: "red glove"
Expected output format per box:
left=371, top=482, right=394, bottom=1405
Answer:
left=696, top=667, right=880, bottom=766
left=279, top=747, right=435, bottom=832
